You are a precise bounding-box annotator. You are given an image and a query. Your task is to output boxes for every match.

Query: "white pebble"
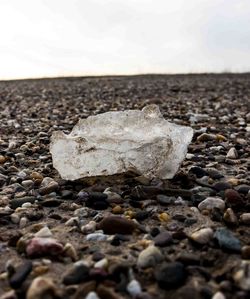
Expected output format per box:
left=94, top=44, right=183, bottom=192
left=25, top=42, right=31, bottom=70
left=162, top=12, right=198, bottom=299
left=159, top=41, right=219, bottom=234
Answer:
left=212, top=291, right=226, bottom=299
left=198, top=197, right=225, bottom=211
left=19, top=217, right=28, bottom=228
left=86, top=233, right=107, bottom=241
left=127, top=279, right=142, bottom=297
left=35, top=226, right=53, bottom=238
left=85, top=291, right=100, bottom=299
left=94, top=258, right=108, bottom=269
left=10, top=213, right=20, bottom=224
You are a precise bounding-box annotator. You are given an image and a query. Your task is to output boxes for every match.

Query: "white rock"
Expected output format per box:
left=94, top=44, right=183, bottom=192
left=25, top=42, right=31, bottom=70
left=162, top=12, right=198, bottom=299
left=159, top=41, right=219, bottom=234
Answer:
left=190, top=228, right=213, bottom=244
left=127, top=279, right=142, bottom=297
left=19, top=217, right=28, bottom=228
left=35, top=226, right=53, bottom=238
left=85, top=292, right=100, bottom=299
left=198, top=197, right=225, bottom=211
left=50, top=105, right=193, bottom=180
left=226, top=147, right=238, bottom=159
left=233, top=261, right=250, bottom=291
left=212, top=292, right=226, bottom=299
left=94, top=258, right=108, bottom=269
left=240, top=213, right=250, bottom=225
left=86, top=232, right=107, bottom=241
left=137, top=245, right=163, bottom=268
left=81, top=221, right=96, bottom=234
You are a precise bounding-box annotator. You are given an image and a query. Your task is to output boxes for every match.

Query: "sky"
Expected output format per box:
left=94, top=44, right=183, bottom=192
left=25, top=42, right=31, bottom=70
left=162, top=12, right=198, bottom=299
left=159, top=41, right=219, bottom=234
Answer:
left=0, top=0, right=250, bottom=79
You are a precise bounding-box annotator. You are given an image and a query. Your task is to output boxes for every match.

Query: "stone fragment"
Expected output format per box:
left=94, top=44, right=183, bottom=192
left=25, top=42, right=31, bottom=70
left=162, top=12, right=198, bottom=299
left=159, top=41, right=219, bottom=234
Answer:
left=26, top=237, right=64, bottom=257
left=50, top=105, right=193, bottom=180
left=35, top=226, right=53, bottom=238
left=137, top=245, right=164, bottom=268
left=242, top=246, right=250, bottom=259
left=214, top=228, right=241, bottom=253
left=226, top=147, right=238, bottom=159
left=212, top=292, right=226, bottom=299
left=190, top=228, right=213, bottom=244
left=155, top=262, right=186, bottom=289
left=198, top=197, right=225, bottom=212
left=97, top=216, right=136, bottom=235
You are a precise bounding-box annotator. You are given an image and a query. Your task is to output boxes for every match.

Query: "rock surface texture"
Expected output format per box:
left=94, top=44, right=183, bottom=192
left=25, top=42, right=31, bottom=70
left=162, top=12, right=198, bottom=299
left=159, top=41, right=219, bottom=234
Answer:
left=50, top=105, right=193, bottom=180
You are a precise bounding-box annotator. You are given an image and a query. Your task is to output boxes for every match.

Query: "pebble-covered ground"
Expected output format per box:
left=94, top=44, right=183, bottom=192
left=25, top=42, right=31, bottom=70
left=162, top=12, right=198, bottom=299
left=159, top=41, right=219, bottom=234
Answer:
left=0, top=74, right=249, bottom=299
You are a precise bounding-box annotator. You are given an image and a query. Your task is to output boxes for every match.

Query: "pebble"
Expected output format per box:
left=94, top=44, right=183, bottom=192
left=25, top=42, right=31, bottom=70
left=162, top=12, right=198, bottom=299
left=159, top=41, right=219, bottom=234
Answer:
left=97, top=216, right=136, bottom=234
left=223, top=208, right=238, bottom=226
left=63, top=262, right=90, bottom=285
left=242, top=245, right=250, bottom=259
left=214, top=227, right=241, bottom=252
left=240, top=213, right=250, bottom=225
left=226, top=147, right=238, bottom=159
left=198, top=197, right=225, bottom=211
left=212, top=292, right=226, bottom=299
left=94, top=258, right=108, bottom=269
left=104, top=189, right=123, bottom=203
left=85, top=292, right=100, bottom=299
left=156, top=194, right=175, bottom=205
left=197, top=133, right=216, bottom=142
left=190, top=227, right=213, bottom=244
left=86, top=232, right=108, bottom=241
left=34, top=226, right=53, bottom=238
left=158, top=212, right=171, bottom=222
left=127, top=279, right=142, bottom=297
left=9, top=260, right=32, bottom=289
left=81, top=221, right=97, bottom=234
left=233, top=261, right=250, bottom=291
left=19, top=217, right=28, bottom=228
left=39, top=177, right=59, bottom=195
left=10, top=196, right=36, bottom=209
left=137, top=245, right=164, bottom=268
left=26, top=237, right=64, bottom=257
left=0, top=290, right=17, bottom=299
left=213, top=182, right=232, bottom=191
left=26, top=277, right=59, bottom=299
left=224, top=189, right=243, bottom=206
left=63, top=242, right=78, bottom=261
left=10, top=213, right=20, bottom=224
left=154, top=231, right=173, bottom=247
left=155, top=262, right=186, bottom=289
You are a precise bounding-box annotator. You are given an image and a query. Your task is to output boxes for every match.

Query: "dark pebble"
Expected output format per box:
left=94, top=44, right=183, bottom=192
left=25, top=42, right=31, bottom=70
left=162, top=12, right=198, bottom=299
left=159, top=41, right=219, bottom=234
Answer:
left=155, top=262, right=186, bottom=289
left=214, top=227, right=241, bottom=252
left=154, top=231, right=173, bottom=247
left=213, top=182, right=232, bottom=191
left=235, top=184, right=250, bottom=195
left=150, top=227, right=160, bottom=237
left=224, top=189, right=243, bottom=206
left=156, top=194, right=175, bottom=205
left=189, top=166, right=208, bottom=178
left=88, top=192, right=108, bottom=201
left=97, top=216, right=136, bottom=235
left=63, top=263, right=90, bottom=285
left=10, top=196, right=36, bottom=209
left=40, top=199, right=62, bottom=207
left=9, top=260, right=32, bottom=289
left=172, top=214, right=186, bottom=222
left=176, top=252, right=200, bottom=265
left=61, top=190, right=74, bottom=199
left=135, top=211, right=150, bottom=221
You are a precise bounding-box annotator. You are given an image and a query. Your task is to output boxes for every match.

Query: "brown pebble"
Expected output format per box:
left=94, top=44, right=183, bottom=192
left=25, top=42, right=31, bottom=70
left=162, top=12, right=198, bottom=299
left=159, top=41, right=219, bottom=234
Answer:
left=97, top=216, right=136, bottom=234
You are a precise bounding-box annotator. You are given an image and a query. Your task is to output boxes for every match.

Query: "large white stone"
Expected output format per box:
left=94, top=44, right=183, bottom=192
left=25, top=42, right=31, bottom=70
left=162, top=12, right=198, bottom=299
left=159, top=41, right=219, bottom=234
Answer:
left=50, top=105, right=193, bottom=180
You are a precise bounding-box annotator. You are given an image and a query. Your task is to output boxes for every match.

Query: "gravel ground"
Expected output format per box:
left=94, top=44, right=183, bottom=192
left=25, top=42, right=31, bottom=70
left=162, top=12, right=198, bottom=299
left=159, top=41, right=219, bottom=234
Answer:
left=0, top=74, right=249, bottom=299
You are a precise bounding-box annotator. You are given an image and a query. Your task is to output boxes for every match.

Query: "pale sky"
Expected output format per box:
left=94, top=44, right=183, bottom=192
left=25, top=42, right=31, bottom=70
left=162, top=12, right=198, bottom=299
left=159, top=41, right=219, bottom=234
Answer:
left=0, top=0, right=250, bottom=79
